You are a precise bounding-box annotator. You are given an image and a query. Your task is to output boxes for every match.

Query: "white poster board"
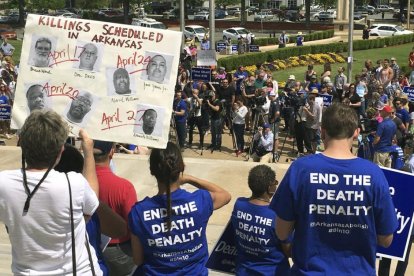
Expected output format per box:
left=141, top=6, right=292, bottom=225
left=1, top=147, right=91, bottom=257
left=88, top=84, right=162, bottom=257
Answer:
left=12, top=14, right=182, bottom=149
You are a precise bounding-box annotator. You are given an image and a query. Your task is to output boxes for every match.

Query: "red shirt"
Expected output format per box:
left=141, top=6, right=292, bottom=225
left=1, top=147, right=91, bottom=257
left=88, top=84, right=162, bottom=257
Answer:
left=96, top=165, right=137, bottom=244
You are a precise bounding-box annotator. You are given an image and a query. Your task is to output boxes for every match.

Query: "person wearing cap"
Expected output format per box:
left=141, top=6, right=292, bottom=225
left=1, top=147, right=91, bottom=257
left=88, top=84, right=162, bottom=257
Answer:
left=272, top=103, right=397, bottom=276
left=373, top=105, right=397, bottom=167
left=284, top=75, right=296, bottom=92
left=305, top=74, right=321, bottom=93
left=296, top=31, right=304, bottom=46
left=251, top=123, right=274, bottom=163
left=390, top=57, right=400, bottom=81
left=93, top=140, right=138, bottom=275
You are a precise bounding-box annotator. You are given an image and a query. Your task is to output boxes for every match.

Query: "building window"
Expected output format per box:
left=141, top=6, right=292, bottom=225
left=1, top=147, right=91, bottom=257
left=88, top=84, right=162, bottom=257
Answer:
left=287, top=0, right=297, bottom=8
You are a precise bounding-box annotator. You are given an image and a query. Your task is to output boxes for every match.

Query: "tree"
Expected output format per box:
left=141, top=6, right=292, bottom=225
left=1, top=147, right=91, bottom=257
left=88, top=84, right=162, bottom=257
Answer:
left=314, top=0, right=336, bottom=10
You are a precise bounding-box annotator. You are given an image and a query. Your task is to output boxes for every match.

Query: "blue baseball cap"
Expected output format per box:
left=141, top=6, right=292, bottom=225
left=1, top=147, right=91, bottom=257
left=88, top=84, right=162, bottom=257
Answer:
left=263, top=123, right=271, bottom=129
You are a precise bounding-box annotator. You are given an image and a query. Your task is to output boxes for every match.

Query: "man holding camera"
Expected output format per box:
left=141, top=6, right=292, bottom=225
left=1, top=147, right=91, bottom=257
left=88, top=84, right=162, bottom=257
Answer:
left=251, top=123, right=274, bottom=163
left=205, top=91, right=223, bottom=151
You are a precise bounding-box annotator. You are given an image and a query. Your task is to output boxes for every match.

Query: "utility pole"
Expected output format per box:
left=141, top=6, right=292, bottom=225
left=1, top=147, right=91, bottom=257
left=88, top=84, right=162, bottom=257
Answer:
left=347, top=0, right=354, bottom=80
left=209, top=0, right=215, bottom=50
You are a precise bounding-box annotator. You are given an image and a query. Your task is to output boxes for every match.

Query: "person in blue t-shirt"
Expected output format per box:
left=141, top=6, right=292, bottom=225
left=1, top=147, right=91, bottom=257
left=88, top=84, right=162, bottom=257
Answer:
left=394, top=98, right=410, bottom=129
left=128, top=142, right=231, bottom=276
left=373, top=105, right=397, bottom=168
left=173, top=87, right=188, bottom=151
left=271, top=103, right=398, bottom=276
left=231, top=164, right=290, bottom=275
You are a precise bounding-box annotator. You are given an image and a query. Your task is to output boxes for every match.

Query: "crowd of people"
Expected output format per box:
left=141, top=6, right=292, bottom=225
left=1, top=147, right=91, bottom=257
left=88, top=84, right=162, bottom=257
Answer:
left=0, top=37, right=18, bottom=140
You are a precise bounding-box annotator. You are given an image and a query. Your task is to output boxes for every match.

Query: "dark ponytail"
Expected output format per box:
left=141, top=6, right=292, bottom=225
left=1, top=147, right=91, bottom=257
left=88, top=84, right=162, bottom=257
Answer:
left=150, top=142, right=184, bottom=231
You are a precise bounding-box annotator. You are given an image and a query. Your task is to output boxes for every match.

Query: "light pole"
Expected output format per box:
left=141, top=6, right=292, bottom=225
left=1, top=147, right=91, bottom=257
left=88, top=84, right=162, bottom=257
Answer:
left=209, top=0, right=215, bottom=50
left=347, top=0, right=354, bottom=80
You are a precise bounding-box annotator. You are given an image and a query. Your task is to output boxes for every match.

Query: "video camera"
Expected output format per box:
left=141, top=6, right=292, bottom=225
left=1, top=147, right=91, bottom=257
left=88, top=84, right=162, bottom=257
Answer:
left=359, top=118, right=378, bottom=134
left=251, top=96, right=267, bottom=108
left=283, top=93, right=306, bottom=111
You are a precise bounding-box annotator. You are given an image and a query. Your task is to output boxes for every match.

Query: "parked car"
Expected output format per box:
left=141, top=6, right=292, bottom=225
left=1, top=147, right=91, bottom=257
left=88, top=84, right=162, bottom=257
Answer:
left=222, top=27, right=255, bottom=41
left=254, top=10, right=274, bottom=21
left=162, top=9, right=177, bottom=19
left=227, top=7, right=241, bottom=16
left=6, top=13, right=20, bottom=23
left=393, top=9, right=414, bottom=19
left=194, top=11, right=209, bottom=20
left=0, top=25, right=17, bottom=40
left=246, top=6, right=259, bottom=15
left=365, top=5, right=377, bottom=14
left=355, top=6, right=370, bottom=15
left=377, top=5, right=394, bottom=12
left=284, top=10, right=304, bottom=21
left=131, top=18, right=167, bottom=29
left=0, top=15, right=9, bottom=23
left=215, top=9, right=227, bottom=19
left=369, top=24, right=413, bottom=36
left=59, top=12, right=80, bottom=18
left=354, top=12, right=365, bottom=20
left=315, top=10, right=336, bottom=20
left=184, top=25, right=208, bottom=42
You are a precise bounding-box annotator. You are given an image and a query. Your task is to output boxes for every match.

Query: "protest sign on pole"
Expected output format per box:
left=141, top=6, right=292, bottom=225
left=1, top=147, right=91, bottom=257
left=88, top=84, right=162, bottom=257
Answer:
left=197, top=50, right=217, bottom=67
left=12, top=14, right=182, bottom=149
left=402, top=86, right=414, bottom=102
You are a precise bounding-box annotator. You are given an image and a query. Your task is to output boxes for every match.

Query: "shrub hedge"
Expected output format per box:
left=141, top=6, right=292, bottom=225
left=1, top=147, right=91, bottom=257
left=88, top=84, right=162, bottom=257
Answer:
left=218, top=33, right=414, bottom=71
left=253, top=29, right=335, bottom=46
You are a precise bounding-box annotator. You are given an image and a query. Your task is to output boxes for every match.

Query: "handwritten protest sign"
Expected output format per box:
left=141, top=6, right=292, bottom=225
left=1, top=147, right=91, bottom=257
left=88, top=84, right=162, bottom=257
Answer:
left=12, top=14, right=182, bottom=148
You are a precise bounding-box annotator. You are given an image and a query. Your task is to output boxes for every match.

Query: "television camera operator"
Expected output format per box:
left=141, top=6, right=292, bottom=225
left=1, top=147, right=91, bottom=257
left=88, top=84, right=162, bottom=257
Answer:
left=251, top=123, right=274, bottom=163
left=280, top=84, right=305, bottom=135
left=203, top=90, right=223, bottom=151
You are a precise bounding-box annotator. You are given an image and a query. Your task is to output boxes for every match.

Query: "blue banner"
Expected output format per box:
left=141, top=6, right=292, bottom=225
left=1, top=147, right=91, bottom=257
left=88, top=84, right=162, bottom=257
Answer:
left=216, top=42, right=226, bottom=52
left=206, top=221, right=236, bottom=274
left=249, top=45, right=260, bottom=52
left=191, top=67, right=211, bottom=82
left=320, top=95, right=333, bottom=107
left=231, top=45, right=238, bottom=52
left=377, top=168, right=414, bottom=261
left=0, top=105, right=11, bottom=120
left=402, top=86, right=414, bottom=102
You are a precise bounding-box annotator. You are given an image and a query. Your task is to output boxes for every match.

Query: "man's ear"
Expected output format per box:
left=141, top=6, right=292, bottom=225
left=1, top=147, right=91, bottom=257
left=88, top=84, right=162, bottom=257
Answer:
left=353, top=128, right=360, bottom=140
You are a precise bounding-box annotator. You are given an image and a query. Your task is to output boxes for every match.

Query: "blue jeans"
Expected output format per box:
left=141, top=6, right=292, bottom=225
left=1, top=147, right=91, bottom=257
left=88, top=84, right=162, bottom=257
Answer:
left=211, top=118, right=222, bottom=147
left=175, top=120, right=187, bottom=148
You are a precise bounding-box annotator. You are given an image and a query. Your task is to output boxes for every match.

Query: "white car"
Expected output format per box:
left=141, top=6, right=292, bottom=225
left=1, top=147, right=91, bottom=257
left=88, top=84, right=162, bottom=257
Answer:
left=222, top=27, right=255, bottom=41
left=194, top=11, right=209, bottom=20
left=315, top=11, right=336, bottom=20
left=184, top=25, right=208, bottom=42
left=377, top=5, right=394, bottom=12
left=254, top=11, right=274, bottom=21
left=131, top=18, right=167, bottom=29
left=59, top=12, right=79, bottom=18
left=369, top=24, right=413, bottom=36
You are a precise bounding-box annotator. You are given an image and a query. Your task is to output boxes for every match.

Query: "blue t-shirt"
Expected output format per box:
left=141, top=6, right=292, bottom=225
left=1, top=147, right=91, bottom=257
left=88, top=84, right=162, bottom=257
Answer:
left=128, top=188, right=213, bottom=276
left=174, top=99, right=187, bottom=123
left=0, top=95, right=9, bottom=105
left=396, top=108, right=410, bottom=125
left=270, top=154, right=398, bottom=276
left=86, top=213, right=108, bottom=276
left=231, top=198, right=290, bottom=276
left=308, top=82, right=321, bottom=92
left=375, top=118, right=397, bottom=152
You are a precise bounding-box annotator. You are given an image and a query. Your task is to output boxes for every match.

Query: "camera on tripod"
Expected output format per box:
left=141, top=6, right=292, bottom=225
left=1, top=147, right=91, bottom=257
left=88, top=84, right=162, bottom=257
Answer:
left=359, top=118, right=378, bottom=134
left=251, top=96, right=267, bottom=108
left=284, top=93, right=306, bottom=111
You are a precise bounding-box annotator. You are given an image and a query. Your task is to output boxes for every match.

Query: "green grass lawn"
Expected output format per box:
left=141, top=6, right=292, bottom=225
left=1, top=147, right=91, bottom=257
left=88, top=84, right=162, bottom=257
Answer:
left=8, top=39, right=22, bottom=64
left=272, top=43, right=414, bottom=82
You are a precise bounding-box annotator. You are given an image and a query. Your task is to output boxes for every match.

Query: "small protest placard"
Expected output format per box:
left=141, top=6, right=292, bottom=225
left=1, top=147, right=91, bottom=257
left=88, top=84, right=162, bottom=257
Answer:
left=0, top=105, right=11, bottom=120
left=402, top=86, right=414, bottom=102
left=249, top=45, right=259, bottom=52
left=216, top=42, right=226, bottom=52
left=319, top=95, right=333, bottom=107
left=191, top=67, right=211, bottom=82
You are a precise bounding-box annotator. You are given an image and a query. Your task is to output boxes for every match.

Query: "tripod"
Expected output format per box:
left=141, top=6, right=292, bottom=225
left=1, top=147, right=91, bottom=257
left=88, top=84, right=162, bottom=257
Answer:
left=245, top=108, right=266, bottom=161
left=278, top=110, right=298, bottom=162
